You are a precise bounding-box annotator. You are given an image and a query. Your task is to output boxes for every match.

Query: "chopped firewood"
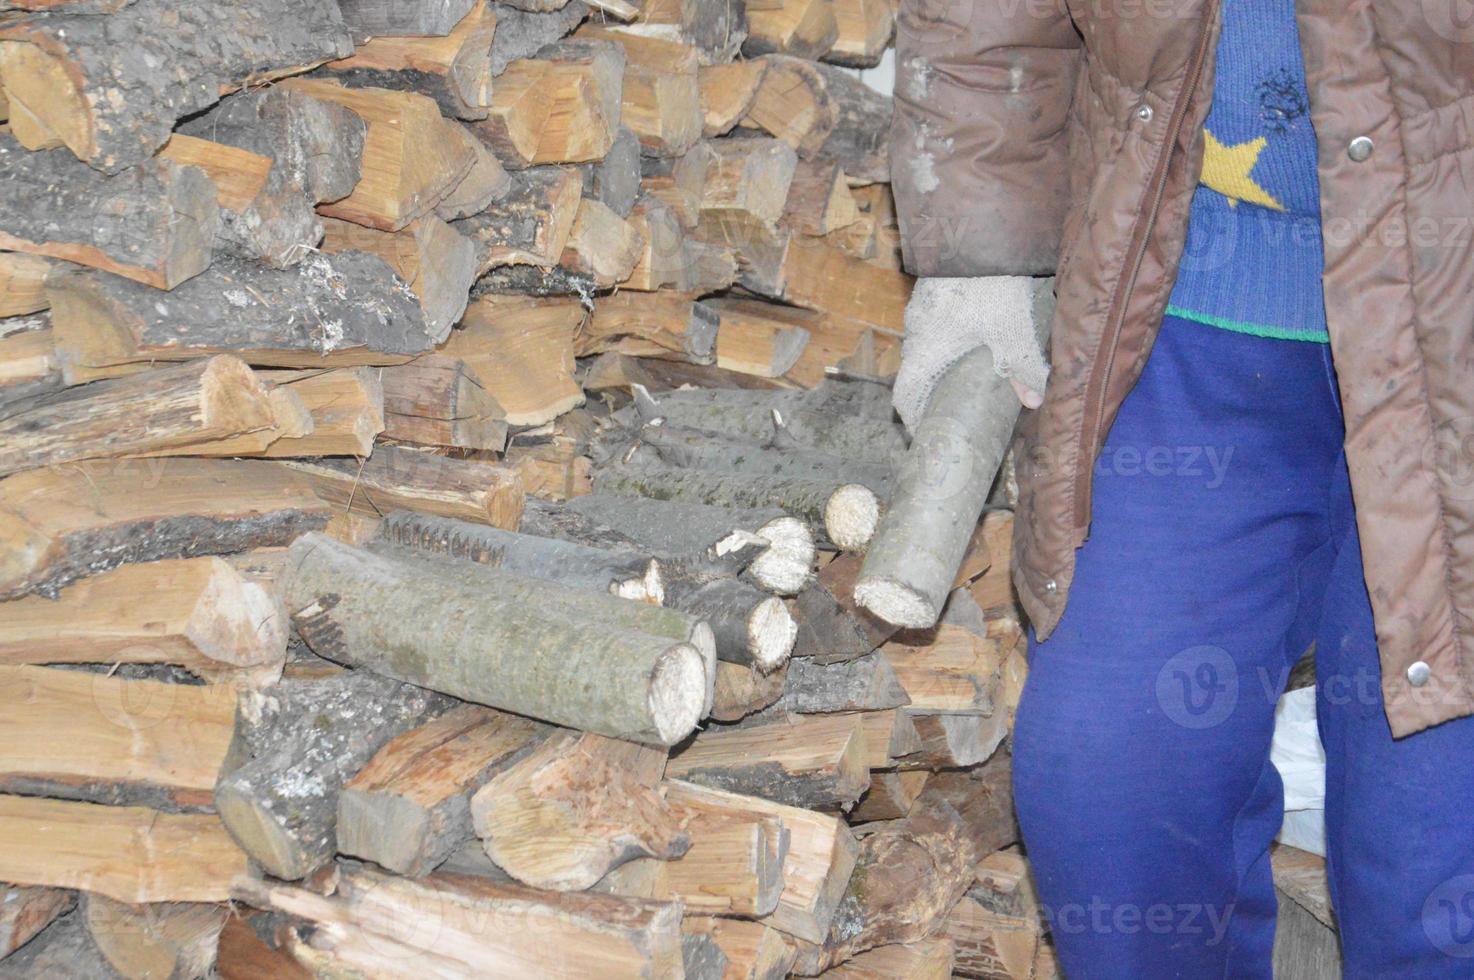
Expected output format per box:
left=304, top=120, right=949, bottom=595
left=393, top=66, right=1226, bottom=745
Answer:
left=338, top=705, right=550, bottom=877
left=785, top=652, right=910, bottom=713
left=836, top=708, right=922, bottom=768
left=284, top=534, right=707, bottom=745
left=326, top=0, right=496, bottom=119
left=338, top=0, right=477, bottom=40
left=743, top=0, right=836, bottom=60
left=471, top=730, right=684, bottom=890
left=666, top=575, right=796, bottom=672
left=825, top=0, right=891, bottom=67
left=284, top=446, right=525, bottom=528
left=996, top=639, right=1029, bottom=727
left=236, top=866, right=685, bottom=979
left=580, top=27, right=701, bottom=157
left=744, top=56, right=891, bottom=182
left=623, top=193, right=739, bottom=292
left=454, top=166, right=583, bottom=271
left=598, top=779, right=787, bottom=916
left=46, top=253, right=433, bottom=380
left=505, top=435, right=596, bottom=500
left=0, top=796, right=250, bottom=904
left=436, top=137, right=515, bottom=218
left=883, top=626, right=1005, bottom=712
left=321, top=216, right=477, bottom=336
left=159, top=133, right=320, bottom=269
left=711, top=302, right=813, bottom=379
left=581, top=124, right=642, bottom=217
left=0, top=458, right=330, bottom=600
left=698, top=60, right=768, bottom=137
left=0, top=909, right=119, bottom=977
left=0, top=0, right=351, bottom=172
left=851, top=771, right=929, bottom=823
left=670, top=712, right=868, bottom=808
left=943, top=895, right=1040, bottom=979
left=379, top=353, right=508, bottom=451
left=763, top=235, right=909, bottom=335
left=561, top=197, right=647, bottom=287
left=642, top=173, right=703, bottom=227
left=177, top=86, right=367, bottom=207
left=582, top=350, right=793, bottom=394
left=712, top=659, right=790, bottom=721
left=0, top=887, right=74, bottom=959
left=682, top=917, right=797, bottom=980
left=822, top=939, right=954, bottom=979
left=0, top=355, right=276, bottom=477
left=488, top=0, right=591, bottom=75
left=784, top=160, right=860, bottom=234
left=896, top=709, right=1007, bottom=770
left=0, top=134, right=216, bottom=289
left=476, top=39, right=625, bottom=168
left=84, top=897, right=228, bottom=980
left=581, top=290, right=719, bottom=363
left=446, top=293, right=586, bottom=425
left=278, top=78, right=478, bottom=231
left=240, top=367, right=382, bottom=457
left=0, top=557, right=286, bottom=682
left=215, top=672, right=449, bottom=881
left=968, top=511, right=1017, bottom=613
left=612, top=0, right=745, bottom=62
left=216, top=910, right=313, bottom=980
left=793, top=551, right=901, bottom=663
left=676, top=137, right=799, bottom=230
left=0, top=252, right=49, bottom=317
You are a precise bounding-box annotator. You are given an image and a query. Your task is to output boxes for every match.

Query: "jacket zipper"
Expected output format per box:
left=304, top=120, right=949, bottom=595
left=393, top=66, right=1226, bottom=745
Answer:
left=1070, top=1, right=1218, bottom=539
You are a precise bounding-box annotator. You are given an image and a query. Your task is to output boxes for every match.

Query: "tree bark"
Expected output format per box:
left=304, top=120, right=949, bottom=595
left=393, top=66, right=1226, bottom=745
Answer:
left=666, top=575, right=795, bottom=673
left=784, top=651, right=909, bottom=713
left=792, top=551, right=900, bottom=664
left=0, top=887, right=74, bottom=960
left=668, top=712, right=868, bottom=808
left=337, top=0, right=478, bottom=42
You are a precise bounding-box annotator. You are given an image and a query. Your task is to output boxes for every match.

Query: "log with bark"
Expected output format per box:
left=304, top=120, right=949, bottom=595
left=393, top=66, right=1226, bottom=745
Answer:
left=441, top=293, right=587, bottom=425
left=581, top=290, right=719, bottom=365
left=579, top=26, right=701, bottom=158
left=668, top=712, right=868, bottom=808
left=743, top=55, right=890, bottom=183
left=582, top=124, right=642, bottom=217
left=0, top=324, right=60, bottom=415
left=337, top=705, right=552, bottom=877
left=470, top=730, right=686, bottom=890
left=792, top=550, right=901, bottom=663
left=283, top=534, right=708, bottom=744
left=743, top=0, right=837, bottom=59
left=488, top=0, right=591, bottom=75
left=243, top=367, right=383, bottom=457
left=475, top=39, right=625, bottom=168
left=681, top=917, right=797, bottom=980
left=320, top=215, right=478, bottom=337
left=894, top=708, right=1008, bottom=770
left=0, top=910, right=118, bottom=979
left=453, top=165, right=584, bottom=272
left=0, top=0, right=352, bottom=172
left=0, top=252, right=51, bottom=317
left=379, top=353, right=509, bottom=451
left=337, top=0, right=477, bottom=40
left=783, top=651, right=910, bottom=713
left=711, top=659, right=790, bottom=722
left=665, top=575, right=796, bottom=673
left=0, top=458, right=330, bottom=600
left=213, top=671, right=450, bottom=880
left=615, top=0, right=746, bottom=62
left=0, top=886, right=74, bottom=960
left=83, top=897, right=228, bottom=980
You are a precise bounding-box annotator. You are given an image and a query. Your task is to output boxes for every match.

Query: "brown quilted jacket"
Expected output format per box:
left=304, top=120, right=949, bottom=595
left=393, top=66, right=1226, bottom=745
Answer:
left=890, top=0, right=1474, bottom=736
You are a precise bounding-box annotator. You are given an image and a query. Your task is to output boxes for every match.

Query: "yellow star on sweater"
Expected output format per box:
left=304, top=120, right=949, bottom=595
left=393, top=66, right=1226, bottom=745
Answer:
left=1200, top=129, right=1284, bottom=211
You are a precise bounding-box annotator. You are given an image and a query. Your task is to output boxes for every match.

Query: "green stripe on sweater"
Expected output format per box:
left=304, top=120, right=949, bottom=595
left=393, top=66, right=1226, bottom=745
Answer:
left=1166, top=305, right=1330, bottom=343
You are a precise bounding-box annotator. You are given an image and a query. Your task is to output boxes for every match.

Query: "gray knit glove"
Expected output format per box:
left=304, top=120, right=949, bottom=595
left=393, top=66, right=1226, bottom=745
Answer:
left=893, top=276, right=1054, bottom=431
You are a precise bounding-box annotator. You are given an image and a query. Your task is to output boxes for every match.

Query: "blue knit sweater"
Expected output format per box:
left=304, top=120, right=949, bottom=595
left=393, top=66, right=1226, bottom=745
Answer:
left=1166, top=0, right=1328, bottom=342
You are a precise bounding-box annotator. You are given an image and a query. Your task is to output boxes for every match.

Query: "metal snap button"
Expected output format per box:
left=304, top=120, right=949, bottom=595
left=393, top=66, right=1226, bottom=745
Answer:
left=1134, top=104, right=1154, bottom=124
left=1407, top=660, right=1431, bottom=687
left=1347, top=136, right=1374, bottom=162
left=1043, top=578, right=1058, bottom=595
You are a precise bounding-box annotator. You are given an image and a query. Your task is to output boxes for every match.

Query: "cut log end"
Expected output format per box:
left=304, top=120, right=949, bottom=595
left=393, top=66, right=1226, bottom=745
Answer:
left=824, top=484, right=879, bottom=552
left=649, top=643, right=708, bottom=744
left=852, top=578, right=938, bottom=630
left=748, top=595, right=797, bottom=673
left=748, top=515, right=815, bottom=595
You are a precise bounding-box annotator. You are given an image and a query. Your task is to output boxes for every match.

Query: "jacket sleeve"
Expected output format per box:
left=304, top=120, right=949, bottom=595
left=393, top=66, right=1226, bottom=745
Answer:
left=890, top=0, right=1082, bottom=277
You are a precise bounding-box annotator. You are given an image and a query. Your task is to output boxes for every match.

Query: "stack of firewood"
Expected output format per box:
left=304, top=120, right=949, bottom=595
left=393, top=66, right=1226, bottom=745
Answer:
left=0, top=0, right=1059, bottom=976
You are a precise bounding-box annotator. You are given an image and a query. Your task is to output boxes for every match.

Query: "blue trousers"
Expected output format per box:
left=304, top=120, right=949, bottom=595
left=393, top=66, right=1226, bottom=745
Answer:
left=1012, top=315, right=1474, bottom=978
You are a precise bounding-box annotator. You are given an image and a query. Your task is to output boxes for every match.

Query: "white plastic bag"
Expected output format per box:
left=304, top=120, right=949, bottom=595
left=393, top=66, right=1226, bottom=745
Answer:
left=1271, top=686, right=1326, bottom=856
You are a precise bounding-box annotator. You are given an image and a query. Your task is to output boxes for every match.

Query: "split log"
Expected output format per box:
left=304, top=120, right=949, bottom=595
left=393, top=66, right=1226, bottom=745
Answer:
left=681, top=917, right=796, bottom=980
left=882, top=626, right=1004, bottom=712
left=698, top=60, right=768, bottom=137
left=579, top=27, right=701, bottom=157
left=236, top=866, right=685, bottom=979
left=666, top=575, right=796, bottom=673
left=177, top=86, right=367, bottom=207
left=583, top=290, right=719, bottom=364
left=896, top=709, right=1008, bottom=770
left=284, top=446, right=525, bottom=529
left=850, top=771, right=929, bottom=823
left=613, top=0, right=746, bottom=62
left=476, top=39, right=624, bottom=168
left=669, top=712, right=868, bottom=808
left=784, top=160, right=859, bottom=235
left=711, top=302, right=813, bottom=379
left=824, top=0, right=892, bottom=67
left=327, top=2, right=494, bottom=118
left=821, top=940, right=954, bottom=980
left=379, top=354, right=508, bottom=451
left=944, top=850, right=1044, bottom=980
left=321, top=216, right=477, bottom=337
left=582, top=350, right=794, bottom=395
left=0, top=355, right=273, bottom=477
left=598, top=779, right=787, bottom=916
left=214, top=671, right=449, bottom=881
left=636, top=372, right=894, bottom=418
left=471, top=731, right=685, bottom=890
left=444, top=293, right=586, bottom=425
left=0, top=0, right=352, bottom=172
left=843, top=709, right=923, bottom=768
left=595, top=460, right=880, bottom=552
left=0, top=665, right=237, bottom=809
left=159, top=134, right=320, bottom=269
left=561, top=493, right=816, bottom=595
left=760, top=236, right=909, bottom=336
left=792, top=551, right=901, bottom=663
left=0, top=887, right=74, bottom=959
left=743, top=56, right=890, bottom=182
left=338, top=705, right=551, bottom=877
left=0, top=557, right=286, bottom=683
left=377, top=509, right=662, bottom=601
left=243, top=367, right=383, bottom=458
left=278, top=78, right=478, bottom=231
left=0, top=252, right=49, bottom=317
left=642, top=173, right=702, bottom=228
left=215, top=910, right=313, bottom=980
left=0, top=910, right=118, bottom=978
left=623, top=193, right=739, bottom=292
left=674, top=137, right=798, bottom=230
left=583, top=124, right=643, bottom=216
left=453, top=162, right=586, bottom=269
left=45, top=253, right=433, bottom=380
left=0, top=796, right=250, bottom=904
left=338, top=0, right=477, bottom=40
left=283, top=534, right=707, bottom=744
left=784, top=652, right=909, bottom=713
left=488, top=0, right=591, bottom=75
left=712, top=659, right=790, bottom=722
left=559, top=197, right=646, bottom=287
left=0, top=134, right=216, bottom=289
left=743, top=0, right=836, bottom=59
left=0, top=324, right=60, bottom=414
left=84, top=897, right=228, bottom=980
left=0, top=458, right=330, bottom=600
left=797, top=760, right=1016, bottom=973
left=436, top=136, right=515, bottom=218
left=505, top=435, right=596, bottom=501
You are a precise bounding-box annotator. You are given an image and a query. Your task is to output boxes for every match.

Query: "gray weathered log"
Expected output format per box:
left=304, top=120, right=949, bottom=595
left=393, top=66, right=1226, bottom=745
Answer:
left=784, top=651, right=910, bottom=713
left=631, top=421, right=894, bottom=494
left=665, top=575, right=794, bottom=673
left=0, top=911, right=119, bottom=980
left=178, top=87, right=367, bottom=205
left=214, top=671, right=450, bottom=881
left=582, top=125, right=642, bottom=217
left=337, top=0, right=477, bottom=41
left=489, top=1, right=590, bottom=75
left=283, top=534, right=707, bottom=745
left=0, top=0, right=352, bottom=173
left=792, top=550, right=900, bottom=663
left=650, top=378, right=896, bottom=420
left=213, top=160, right=323, bottom=269
left=0, top=134, right=217, bottom=290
